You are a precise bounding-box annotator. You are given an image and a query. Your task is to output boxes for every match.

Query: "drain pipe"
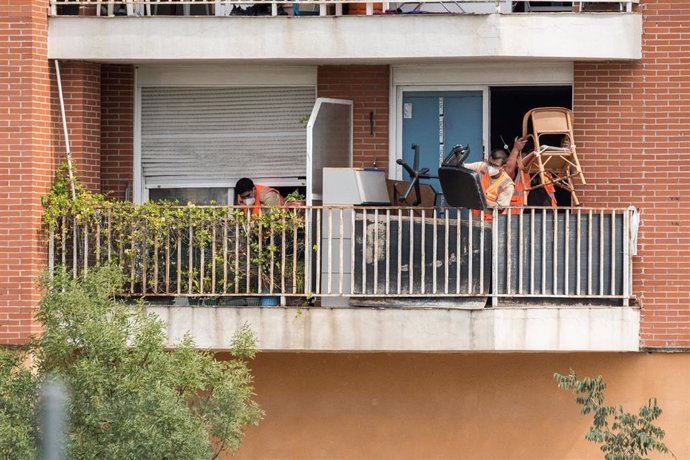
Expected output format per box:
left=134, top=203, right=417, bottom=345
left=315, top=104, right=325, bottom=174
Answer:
left=54, top=60, right=77, bottom=201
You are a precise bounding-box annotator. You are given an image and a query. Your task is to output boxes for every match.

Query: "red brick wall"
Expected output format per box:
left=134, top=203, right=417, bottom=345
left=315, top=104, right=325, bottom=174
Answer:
left=51, top=61, right=102, bottom=191
left=574, top=0, right=690, bottom=349
left=317, top=66, right=390, bottom=172
left=0, top=1, right=101, bottom=344
left=100, top=65, right=134, bottom=201
left=0, top=0, right=51, bottom=343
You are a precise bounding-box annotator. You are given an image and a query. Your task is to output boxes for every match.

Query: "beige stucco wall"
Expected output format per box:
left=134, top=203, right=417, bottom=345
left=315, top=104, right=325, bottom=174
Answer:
left=228, top=352, right=690, bottom=459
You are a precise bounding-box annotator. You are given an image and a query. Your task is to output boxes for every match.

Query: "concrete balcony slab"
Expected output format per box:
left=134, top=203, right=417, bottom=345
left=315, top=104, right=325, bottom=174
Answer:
left=49, top=13, right=641, bottom=63
left=149, top=305, right=640, bottom=352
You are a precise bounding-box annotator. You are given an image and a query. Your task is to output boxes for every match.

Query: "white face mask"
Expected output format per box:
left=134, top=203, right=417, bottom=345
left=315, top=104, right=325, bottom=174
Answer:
left=487, top=165, right=501, bottom=176
left=243, top=197, right=256, bottom=206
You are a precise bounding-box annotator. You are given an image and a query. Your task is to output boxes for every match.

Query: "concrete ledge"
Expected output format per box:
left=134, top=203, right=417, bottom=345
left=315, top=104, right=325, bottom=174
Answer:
left=49, top=14, right=641, bottom=62
left=149, top=305, right=640, bottom=352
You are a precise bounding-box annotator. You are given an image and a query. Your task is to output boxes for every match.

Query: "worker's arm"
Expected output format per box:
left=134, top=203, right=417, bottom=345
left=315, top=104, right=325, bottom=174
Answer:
left=505, top=137, right=527, bottom=180
left=464, top=161, right=483, bottom=173
left=521, top=152, right=536, bottom=168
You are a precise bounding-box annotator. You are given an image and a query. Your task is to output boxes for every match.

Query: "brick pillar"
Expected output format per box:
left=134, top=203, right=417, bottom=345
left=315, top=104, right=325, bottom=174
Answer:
left=101, top=65, right=134, bottom=201
left=52, top=61, right=102, bottom=192
left=0, top=1, right=52, bottom=343
left=573, top=0, right=690, bottom=349
left=317, top=66, right=390, bottom=173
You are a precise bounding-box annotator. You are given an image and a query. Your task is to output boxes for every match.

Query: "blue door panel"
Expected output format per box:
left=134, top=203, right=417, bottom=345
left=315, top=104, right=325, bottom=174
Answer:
left=402, top=91, right=484, bottom=202
left=443, top=92, right=483, bottom=163
left=402, top=95, right=439, bottom=183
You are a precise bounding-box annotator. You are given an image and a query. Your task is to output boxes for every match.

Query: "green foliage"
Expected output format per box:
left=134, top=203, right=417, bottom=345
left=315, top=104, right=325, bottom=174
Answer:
left=554, top=370, right=673, bottom=460
left=284, top=189, right=306, bottom=202
left=41, top=163, right=107, bottom=231
left=0, top=350, right=38, bottom=459
left=0, top=266, right=263, bottom=459
left=44, top=164, right=307, bottom=296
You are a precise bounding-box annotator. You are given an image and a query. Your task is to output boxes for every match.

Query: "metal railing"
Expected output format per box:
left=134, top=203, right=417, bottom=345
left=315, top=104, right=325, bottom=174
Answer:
left=48, top=205, right=637, bottom=306
left=49, top=0, right=638, bottom=17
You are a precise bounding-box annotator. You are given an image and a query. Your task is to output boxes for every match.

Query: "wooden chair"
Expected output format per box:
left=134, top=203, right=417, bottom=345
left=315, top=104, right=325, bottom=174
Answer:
left=521, top=107, right=586, bottom=205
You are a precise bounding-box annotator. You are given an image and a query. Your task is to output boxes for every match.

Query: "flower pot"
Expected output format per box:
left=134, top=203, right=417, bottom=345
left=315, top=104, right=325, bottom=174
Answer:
left=285, top=199, right=306, bottom=208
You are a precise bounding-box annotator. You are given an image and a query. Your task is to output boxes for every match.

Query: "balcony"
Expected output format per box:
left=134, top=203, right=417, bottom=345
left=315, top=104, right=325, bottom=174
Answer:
left=47, top=0, right=642, bottom=62
left=48, top=204, right=641, bottom=352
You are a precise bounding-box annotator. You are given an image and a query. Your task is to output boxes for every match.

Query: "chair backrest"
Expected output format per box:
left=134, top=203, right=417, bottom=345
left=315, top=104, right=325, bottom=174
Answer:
left=386, top=180, right=437, bottom=207
left=522, top=107, right=573, bottom=138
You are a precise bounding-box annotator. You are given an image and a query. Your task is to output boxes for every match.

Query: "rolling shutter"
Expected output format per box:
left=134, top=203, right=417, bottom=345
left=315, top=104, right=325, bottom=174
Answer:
left=140, top=86, right=315, bottom=188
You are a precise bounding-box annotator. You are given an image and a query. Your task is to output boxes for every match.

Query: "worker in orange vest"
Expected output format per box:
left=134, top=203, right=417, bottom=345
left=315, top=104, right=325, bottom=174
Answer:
left=235, top=178, right=284, bottom=215
left=505, top=136, right=558, bottom=209
left=464, top=148, right=515, bottom=221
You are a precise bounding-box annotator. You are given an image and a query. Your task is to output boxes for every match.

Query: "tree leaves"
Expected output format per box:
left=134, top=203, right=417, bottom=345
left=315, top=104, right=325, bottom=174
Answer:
left=0, top=266, right=263, bottom=459
left=554, top=370, right=672, bottom=460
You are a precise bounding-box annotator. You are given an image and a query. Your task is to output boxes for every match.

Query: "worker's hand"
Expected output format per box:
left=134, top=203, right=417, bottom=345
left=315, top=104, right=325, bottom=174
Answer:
left=513, top=136, right=527, bottom=152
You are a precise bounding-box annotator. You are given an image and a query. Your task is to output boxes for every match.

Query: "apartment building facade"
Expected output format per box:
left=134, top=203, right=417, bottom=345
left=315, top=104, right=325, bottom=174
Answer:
left=2, top=0, right=690, bottom=457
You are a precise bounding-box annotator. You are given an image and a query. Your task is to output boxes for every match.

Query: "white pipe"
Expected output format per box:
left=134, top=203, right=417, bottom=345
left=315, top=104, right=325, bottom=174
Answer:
left=54, top=60, right=77, bottom=202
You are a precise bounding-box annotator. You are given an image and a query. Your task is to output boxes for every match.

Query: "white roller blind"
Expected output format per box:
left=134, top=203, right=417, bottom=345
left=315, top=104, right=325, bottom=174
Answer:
left=141, top=86, right=315, bottom=188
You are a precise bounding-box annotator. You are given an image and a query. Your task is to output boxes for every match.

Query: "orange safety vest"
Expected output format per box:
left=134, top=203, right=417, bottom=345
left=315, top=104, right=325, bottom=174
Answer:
left=544, top=182, right=557, bottom=207
left=472, top=164, right=513, bottom=222
left=513, top=172, right=558, bottom=209
left=509, top=169, right=529, bottom=214
left=237, top=184, right=284, bottom=215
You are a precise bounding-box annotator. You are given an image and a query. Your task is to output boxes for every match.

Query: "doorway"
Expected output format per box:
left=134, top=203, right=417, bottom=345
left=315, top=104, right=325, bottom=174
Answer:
left=490, top=85, right=573, bottom=206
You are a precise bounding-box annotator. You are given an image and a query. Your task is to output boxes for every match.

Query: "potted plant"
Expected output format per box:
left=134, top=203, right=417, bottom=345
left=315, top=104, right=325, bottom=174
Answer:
left=284, top=189, right=306, bottom=208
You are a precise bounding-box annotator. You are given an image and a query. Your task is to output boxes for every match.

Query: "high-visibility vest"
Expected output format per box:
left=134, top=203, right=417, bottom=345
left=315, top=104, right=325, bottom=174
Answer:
left=237, top=184, right=284, bottom=215
left=514, top=172, right=558, bottom=209
left=509, top=170, right=529, bottom=214
left=544, top=182, right=557, bottom=207
left=472, top=164, right=513, bottom=222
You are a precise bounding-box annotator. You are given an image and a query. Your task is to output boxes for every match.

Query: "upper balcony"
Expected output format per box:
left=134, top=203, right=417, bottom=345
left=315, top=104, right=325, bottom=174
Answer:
left=47, top=0, right=642, bottom=63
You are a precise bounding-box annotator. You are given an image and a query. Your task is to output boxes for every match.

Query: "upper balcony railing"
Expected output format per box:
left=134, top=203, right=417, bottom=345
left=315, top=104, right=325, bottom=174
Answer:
left=49, top=0, right=638, bottom=17
left=48, top=205, right=637, bottom=307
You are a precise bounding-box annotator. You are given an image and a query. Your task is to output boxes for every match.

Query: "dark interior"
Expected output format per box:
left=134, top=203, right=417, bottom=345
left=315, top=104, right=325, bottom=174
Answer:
left=490, top=85, right=573, bottom=206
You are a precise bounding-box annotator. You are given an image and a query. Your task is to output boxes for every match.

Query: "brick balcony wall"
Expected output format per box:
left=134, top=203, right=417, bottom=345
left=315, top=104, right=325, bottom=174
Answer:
left=573, top=0, right=690, bottom=349
left=317, top=65, right=390, bottom=173
left=101, top=64, right=134, bottom=201
left=51, top=61, right=102, bottom=192
left=0, top=0, right=52, bottom=343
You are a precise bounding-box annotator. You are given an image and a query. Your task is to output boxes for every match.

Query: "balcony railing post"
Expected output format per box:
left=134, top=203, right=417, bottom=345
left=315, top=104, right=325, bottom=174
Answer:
left=491, top=208, right=498, bottom=306
left=304, top=207, right=312, bottom=295
left=351, top=209, right=356, bottom=295
left=610, top=209, right=616, bottom=297
left=506, top=209, right=512, bottom=295
left=48, top=229, right=55, bottom=278
left=623, top=208, right=630, bottom=306
left=72, top=217, right=78, bottom=278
